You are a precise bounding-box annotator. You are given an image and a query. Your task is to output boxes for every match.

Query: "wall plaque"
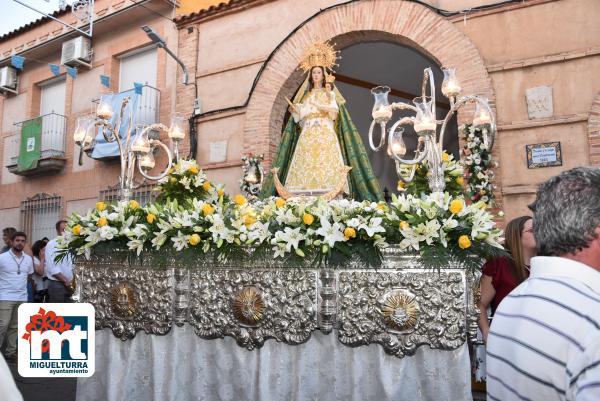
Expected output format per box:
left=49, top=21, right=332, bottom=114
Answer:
left=526, top=141, right=562, bottom=168
left=525, top=86, right=553, bottom=119
left=209, top=140, right=228, bottom=163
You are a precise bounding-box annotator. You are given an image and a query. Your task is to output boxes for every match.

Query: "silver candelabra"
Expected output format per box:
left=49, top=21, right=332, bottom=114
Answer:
left=369, top=67, right=496, bottom=193
left=73, top=93, right=186, bottom=201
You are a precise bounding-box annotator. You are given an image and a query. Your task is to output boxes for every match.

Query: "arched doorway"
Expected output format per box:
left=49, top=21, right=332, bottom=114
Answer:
left=243, top=0, right=495, bottom=194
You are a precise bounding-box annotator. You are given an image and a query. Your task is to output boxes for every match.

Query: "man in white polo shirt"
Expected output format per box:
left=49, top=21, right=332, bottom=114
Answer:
left=0, top=231, right=34, bottom=363
left=45, top=220, right=74, bottom=303
left=487, top=166, right=600, bottom=401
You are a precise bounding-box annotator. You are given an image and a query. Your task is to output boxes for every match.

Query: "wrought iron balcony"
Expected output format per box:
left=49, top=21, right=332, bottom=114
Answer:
left=6, top=112, right=67, bottom=177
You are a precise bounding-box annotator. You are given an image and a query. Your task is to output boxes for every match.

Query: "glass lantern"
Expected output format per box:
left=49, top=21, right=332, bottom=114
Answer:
left=96, top=93, right=114, bottom=120
left=371, top=86, right=392, bottom=122
left=73, top=116, right=95, bottom=146
left=441, top=68, right=462, bottom=98
left=389, top=128, right=407, bottom=157
left=131, top=131, right=151, bottom=155
left=473, top=98, right=492, bottom=127
left=412, top=97, right=436, bottom=134
left=168, top=113, right=186, bottom=142
left=139, top=152, right=156, bottom=170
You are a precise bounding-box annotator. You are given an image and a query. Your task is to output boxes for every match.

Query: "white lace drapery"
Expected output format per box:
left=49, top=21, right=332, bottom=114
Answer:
left=77, top=326, right=473, bottom=401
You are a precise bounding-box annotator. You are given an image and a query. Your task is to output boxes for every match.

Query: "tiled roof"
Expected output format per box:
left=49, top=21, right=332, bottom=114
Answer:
left=0, top=6, right=71, bottom=41
left=175, top=0, right=262, bottom=23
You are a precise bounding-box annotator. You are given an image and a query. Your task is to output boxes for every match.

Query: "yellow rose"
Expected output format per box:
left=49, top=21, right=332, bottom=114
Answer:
left=97, top=217, right=108, bottom=227
left=233, top=194, right=247, bottom=206
left=303, top=213, right=314, bottom=225
left=188, top=234, right=201, bottom=246
left=458, top=235, right=472, bottom=249
left=202, top=181, right=211, bottom=191
left=399, top=221, right=409, bottom=231
left=449, top=199, right=464, bottom=215
left=169, top=177, right=177, bottom=184
left=188, top=166, right=199, bottom=175
left=275, top=198, right=286, bottom=208
left=202, top=203, right=215, bottom=216
left=455, top=176, right=465, bottom=186
left=344, top=227, right=356, bottom=240
left=146, top=213, right=156, bottom=224
left=243, top=214, right=257, bottom=226
left=442, top=152, right=450, bottom=162
left=129, top=200, right=139, bottom=210
left=217, top=188, right=225, bottom=197
left=96, top=201, right=106, bottom=212
left=72, top=225, right=82, bottom=235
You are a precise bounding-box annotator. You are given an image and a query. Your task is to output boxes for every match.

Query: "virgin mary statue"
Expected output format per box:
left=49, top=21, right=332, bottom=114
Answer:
left=261, top=42, right=383, bottom=201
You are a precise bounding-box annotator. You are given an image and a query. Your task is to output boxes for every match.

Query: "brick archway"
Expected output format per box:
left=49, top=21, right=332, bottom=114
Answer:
left=588, top=93, right=600, bottom=167
left=243, top=0, right=495, bottom=166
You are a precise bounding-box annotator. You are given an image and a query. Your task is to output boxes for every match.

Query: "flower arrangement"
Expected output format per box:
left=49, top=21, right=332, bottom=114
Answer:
left=397, top=151, right=465, bottom=197
left=386, top=192, right=503, bottom=268
left=461, top=124, right=495, bottom=205
left=154, top=159, right=226, bottom=203
left=58, top=163, right=505, bottom=270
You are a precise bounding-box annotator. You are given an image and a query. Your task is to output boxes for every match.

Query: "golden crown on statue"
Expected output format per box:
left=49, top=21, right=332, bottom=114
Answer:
left=298, top=41, right=339, bottom=73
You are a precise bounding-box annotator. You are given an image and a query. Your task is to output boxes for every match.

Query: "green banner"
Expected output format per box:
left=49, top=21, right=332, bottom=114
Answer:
left=17, top=117, right=42, bottom=172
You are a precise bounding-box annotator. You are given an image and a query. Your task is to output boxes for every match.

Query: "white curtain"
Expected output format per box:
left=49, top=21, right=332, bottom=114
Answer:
left=77, top=326, right=473, bottom=401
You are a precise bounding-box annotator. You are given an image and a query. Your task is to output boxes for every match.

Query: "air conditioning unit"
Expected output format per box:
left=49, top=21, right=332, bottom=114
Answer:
left=0, top=66, right=18, bottom=95
left=61, top=36, right=92, bottom=68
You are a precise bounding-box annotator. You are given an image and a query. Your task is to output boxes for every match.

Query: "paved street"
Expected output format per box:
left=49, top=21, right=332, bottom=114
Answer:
left=7, top=360, right=76, bottom=401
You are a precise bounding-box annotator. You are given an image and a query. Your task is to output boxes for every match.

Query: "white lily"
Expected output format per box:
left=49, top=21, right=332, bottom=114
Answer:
left=151, top=232, right=168, bottom=249
left=248, top=221, right=271, bottom=244
left=208, top=214, right=232, bottom=242
left=171, top=231, right=189, bottom=251
left=316, top=218, right=345, bottom=247
left=272, top=243, right=287, bottom=259
left=97, top=225, right=118, bottom=240
left=274, top=226, right=304, bottom=251
left=274, top=208, right=300, bottom=225
left=358, top=217, right=386, bottom=237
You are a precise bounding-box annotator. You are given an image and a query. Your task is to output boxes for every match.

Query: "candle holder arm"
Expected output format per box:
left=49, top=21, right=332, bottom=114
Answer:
left=137, top=140, right=173, bottom=181
left=391, top=102, right=418, bottom=113
left=368, top=120, right=387, bottom=152
left=437, top=95, right=496, bottom=152
left=387, top=120, right=428, bottom=165
left=396, top=160, right=418, bottom=183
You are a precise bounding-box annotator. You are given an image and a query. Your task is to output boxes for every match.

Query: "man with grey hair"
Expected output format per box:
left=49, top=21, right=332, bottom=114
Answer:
left=486, top=166, right=600, bottom=401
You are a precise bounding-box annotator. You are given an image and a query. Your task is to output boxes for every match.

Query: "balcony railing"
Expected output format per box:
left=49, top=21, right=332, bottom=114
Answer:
left=6, top=112, right=67, bottom=176
left=132, top=84, right=160, bottom=127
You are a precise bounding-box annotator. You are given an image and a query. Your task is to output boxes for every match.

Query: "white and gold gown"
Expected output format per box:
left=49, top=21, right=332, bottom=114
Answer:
left=284, top=88, right=349, bottom=194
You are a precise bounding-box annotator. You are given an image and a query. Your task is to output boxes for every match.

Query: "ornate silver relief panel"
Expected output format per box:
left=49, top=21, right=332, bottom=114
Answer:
left=74, top=250, right=479, bottom=357
left=187, top=268, right=318, bottom=350
left=76, top=265, right=173, bottom=340
left=336, top=269, right=467, bottom=358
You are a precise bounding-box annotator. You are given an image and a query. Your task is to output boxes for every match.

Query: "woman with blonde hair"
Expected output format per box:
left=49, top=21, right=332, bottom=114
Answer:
left=478, top=215, right=536, bottom=343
